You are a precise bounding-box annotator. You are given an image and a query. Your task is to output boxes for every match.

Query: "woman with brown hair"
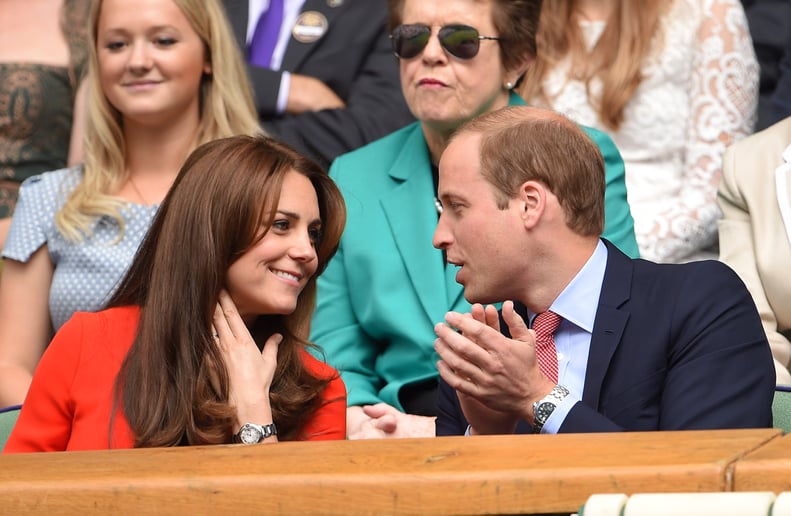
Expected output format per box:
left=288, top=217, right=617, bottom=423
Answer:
left=4, top=135, right=347, bottom=451
left=0, top=0, right=261, bottom=407
left=520, top=0, right=758, bottom=263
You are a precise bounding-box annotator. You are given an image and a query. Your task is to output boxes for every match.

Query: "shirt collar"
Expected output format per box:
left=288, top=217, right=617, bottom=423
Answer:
left=530, top=239, right=608, bottom=333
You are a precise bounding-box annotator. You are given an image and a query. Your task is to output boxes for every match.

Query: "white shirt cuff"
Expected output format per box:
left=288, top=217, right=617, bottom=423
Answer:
left=276, top=71, right=291, bottom=115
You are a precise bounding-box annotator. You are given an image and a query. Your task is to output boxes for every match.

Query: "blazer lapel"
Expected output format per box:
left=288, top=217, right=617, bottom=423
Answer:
left=777, top=144, right=791, bottom=246
left=582, top=241, right=632, bottom=408
left=281, top=0, right=342, bottom=70
left=223, top=0, right=250, bottom=51
left=381, top=127, right=450, bottom=322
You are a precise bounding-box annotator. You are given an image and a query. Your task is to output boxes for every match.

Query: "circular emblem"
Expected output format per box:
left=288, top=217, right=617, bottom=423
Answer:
left=292, top=11, right=329, bottom=43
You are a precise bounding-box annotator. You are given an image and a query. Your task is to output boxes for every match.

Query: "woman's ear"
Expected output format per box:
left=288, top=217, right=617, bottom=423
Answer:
left=506, top=53, right=536, bottom=90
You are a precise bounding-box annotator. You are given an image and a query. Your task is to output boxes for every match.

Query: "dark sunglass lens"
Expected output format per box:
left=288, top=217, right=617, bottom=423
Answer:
left=439, top=25, right=481, bottom=59
left=392, top=24, right=431, bottom=59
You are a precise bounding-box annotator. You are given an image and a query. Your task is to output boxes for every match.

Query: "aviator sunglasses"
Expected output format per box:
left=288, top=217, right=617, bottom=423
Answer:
left=389, top=24, right=501, bottom=60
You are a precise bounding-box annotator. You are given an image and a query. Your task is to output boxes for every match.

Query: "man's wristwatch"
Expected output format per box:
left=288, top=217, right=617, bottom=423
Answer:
left=532, top=385, right=570, bottom=434
left=234, top=422, right=277, bottom=444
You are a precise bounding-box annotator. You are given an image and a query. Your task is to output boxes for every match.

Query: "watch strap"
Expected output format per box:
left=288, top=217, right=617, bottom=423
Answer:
left=234, top=422, right=278, bottom=444
left=532, top=384, right=570, bottom=433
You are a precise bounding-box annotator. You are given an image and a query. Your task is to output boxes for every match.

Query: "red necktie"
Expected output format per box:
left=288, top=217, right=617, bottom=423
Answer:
left=533, top=311, right=562, bottom=383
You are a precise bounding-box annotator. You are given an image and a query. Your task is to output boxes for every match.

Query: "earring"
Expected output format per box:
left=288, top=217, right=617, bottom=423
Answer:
left=505, top=81, right=514, bottom=90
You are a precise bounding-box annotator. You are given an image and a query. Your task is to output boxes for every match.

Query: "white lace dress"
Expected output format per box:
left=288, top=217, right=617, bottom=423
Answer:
left=530, top=0, right=758, bottom=262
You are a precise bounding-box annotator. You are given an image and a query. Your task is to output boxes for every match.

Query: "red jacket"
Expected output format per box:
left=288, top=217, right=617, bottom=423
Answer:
left=5, top=306, right=346, bottom=452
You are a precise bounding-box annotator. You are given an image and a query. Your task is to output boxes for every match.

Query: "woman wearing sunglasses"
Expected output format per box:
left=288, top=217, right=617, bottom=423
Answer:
left=309, top=0, right=639, bottom=440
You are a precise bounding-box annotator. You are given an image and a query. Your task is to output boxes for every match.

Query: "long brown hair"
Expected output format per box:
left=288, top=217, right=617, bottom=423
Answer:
left=520, top=0, right=669, bottom=130
left=108, top=136, right=346, bottom=447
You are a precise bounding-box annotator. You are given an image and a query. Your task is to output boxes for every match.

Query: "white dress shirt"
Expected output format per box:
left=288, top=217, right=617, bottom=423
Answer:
left=528, top=239, right=608, bottom=433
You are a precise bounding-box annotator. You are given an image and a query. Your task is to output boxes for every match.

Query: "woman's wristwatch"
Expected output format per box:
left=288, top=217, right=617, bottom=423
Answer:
left=234, top=422, right=278, bottom=444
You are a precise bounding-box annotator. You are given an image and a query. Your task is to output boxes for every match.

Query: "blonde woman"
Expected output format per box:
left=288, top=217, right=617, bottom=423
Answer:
left=0, top=0, right=260, bottom=407
left=520, top=0, right=758, bottom=262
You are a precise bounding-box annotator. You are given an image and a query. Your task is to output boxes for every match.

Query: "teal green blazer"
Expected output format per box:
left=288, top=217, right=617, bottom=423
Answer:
left=311, top=93, right=638, bottom=409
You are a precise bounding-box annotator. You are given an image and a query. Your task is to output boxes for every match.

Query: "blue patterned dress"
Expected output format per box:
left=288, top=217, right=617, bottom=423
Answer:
left=2, top=166, right=157, bottom=330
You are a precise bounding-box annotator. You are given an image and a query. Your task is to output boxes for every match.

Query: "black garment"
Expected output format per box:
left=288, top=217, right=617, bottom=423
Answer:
left=743, top=0, right=791, bottom=129
left=399, top=378, right=439, bottom=417
left=221, top=0, right=415, bottom=168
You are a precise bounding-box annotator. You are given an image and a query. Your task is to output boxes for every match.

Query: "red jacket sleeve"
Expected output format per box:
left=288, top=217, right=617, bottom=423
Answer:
left=4, top=315, right=85, bottom=452
left=299, top=350, right=347, bottom=441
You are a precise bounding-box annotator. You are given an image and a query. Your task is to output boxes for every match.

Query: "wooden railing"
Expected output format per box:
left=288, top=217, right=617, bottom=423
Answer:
left=733, top=432, right=791, bottom=493
left=0, top=428, right=786, bottom=515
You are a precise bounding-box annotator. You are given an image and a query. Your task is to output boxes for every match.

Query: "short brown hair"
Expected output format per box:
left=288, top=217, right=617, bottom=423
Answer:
left=387, top=0, right=542, bottom=73
left=455, top=106, right=605, bottom=236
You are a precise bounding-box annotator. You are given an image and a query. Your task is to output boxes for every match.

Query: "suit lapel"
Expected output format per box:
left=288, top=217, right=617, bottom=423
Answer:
left=381, top=127, right=450, bottom=322
left=223, top=0, right=250, bottom=51
left=777, top=145, right=791, bottom=246
left=582, top=241, right=632, bottom=408
left=281, top=0, right=342, bottom=70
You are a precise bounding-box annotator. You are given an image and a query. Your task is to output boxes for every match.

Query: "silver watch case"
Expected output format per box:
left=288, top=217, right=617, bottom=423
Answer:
left=237, top=422, right=277, bottom=444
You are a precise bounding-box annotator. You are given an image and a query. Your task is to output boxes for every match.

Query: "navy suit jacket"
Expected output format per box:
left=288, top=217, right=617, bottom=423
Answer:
left=221, top=0, right=414, bottom=167
left=436, top=241, right=775, bottom=435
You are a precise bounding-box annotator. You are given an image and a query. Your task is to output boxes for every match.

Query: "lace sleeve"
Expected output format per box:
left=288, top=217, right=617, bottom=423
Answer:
left=645, top=0, right=758, bottom=262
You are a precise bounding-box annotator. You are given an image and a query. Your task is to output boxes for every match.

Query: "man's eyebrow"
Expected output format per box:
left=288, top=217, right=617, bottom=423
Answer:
left=438, top=191, right=462, bottom=201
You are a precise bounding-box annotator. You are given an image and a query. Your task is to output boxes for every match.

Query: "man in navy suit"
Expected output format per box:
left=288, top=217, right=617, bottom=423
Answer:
left=221, top=0, right=414, bottom=167
left=432, top=106, right=775, bottom=436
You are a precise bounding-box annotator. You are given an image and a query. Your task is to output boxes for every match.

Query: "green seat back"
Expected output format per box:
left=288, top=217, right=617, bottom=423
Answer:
left=773, top=388, right=791, bottom=433
left=0, top=406, right=21, bottom=451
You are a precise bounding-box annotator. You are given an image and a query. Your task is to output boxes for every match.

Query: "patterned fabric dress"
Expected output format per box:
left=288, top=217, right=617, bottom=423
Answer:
left=529, top=0, right=758, bottom=262
left=0, top=0, right=90, bottom=218
left=2, top=167, right=158, bottom=331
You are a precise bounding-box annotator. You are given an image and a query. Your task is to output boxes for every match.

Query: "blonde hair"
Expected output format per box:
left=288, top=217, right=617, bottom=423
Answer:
left=56, top=0, right=260, bottom=241
left=519, top=0, right=669, bottom=130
